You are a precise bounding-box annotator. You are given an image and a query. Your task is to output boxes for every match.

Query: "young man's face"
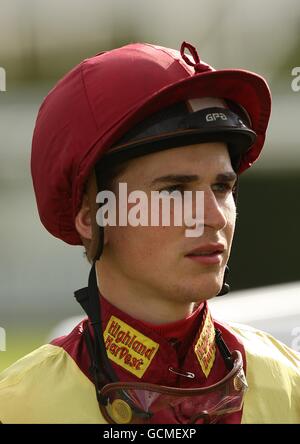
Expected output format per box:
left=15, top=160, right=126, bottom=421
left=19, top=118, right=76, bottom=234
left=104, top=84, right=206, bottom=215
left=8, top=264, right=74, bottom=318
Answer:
left=101, top=142, right=237, bottom=306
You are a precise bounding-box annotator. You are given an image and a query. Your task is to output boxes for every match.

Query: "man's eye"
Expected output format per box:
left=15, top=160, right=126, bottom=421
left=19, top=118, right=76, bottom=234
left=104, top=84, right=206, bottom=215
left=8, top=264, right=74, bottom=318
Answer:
left=158, top=184, right=185, bottom=194
left=212, top=182, right=235, bottom=193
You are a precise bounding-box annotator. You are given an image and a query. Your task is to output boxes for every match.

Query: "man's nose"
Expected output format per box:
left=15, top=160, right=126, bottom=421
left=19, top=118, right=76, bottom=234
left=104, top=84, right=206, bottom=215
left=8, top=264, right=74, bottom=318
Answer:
left=203, top=189, right=227, bottom=231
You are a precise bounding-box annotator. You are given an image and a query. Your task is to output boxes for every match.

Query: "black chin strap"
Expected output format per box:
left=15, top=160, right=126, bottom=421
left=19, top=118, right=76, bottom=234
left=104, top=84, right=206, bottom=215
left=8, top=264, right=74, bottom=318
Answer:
left=74, top=262, right=118, bottom=396
left=216, top=175, right=239, bottom=297
left=216, top=265, right=230, bottom=296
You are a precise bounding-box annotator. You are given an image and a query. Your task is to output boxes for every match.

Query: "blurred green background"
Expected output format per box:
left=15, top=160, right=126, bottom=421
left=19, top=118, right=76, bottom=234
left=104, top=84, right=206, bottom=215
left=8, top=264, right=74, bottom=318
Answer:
left=1, top=0, right=300, bottom=372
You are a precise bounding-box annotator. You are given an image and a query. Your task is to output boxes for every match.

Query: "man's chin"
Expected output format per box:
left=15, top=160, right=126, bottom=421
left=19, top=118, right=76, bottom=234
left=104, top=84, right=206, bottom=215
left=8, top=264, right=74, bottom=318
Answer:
left=173, top=281, right=223, bottom=304
left=192, top=279, right=223, bottom=301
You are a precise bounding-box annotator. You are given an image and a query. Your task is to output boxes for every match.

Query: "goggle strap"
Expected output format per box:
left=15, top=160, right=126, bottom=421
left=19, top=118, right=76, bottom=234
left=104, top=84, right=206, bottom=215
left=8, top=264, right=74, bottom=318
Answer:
left=82, top=326, right=108, bottom=404
left=215, top=328, right=234, bottom=370
left=74, top=265, right=119, bottom=385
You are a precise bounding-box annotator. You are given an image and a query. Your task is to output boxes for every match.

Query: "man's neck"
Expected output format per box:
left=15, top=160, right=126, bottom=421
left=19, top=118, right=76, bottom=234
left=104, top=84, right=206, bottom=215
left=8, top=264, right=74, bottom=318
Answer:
left=95, top=260, right=196, bottom=325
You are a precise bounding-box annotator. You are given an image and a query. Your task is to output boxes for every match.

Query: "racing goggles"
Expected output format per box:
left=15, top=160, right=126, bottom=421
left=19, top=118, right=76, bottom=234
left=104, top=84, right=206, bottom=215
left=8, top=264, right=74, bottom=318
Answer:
left=98, top=349, right=247, bottom=424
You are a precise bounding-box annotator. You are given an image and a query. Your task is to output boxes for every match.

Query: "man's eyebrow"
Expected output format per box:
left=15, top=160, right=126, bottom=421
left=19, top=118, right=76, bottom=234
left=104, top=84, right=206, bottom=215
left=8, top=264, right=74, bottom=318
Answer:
left=150, top=172, right=237, bottom=186
left=150, top=174, right=199, bottom=186
left=215, top=172, right=237, bottom=182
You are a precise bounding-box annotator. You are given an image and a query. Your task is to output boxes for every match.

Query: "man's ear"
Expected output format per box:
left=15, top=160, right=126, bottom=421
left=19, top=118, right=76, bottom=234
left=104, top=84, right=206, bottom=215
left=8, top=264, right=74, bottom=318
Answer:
left=75, top=194, right=92, bottom=241
left=75, top=172, right=109, bottom=262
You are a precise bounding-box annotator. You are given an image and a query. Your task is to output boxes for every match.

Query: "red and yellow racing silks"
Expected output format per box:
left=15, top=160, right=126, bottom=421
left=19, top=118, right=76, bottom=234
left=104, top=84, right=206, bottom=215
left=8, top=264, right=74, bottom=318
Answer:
left=0, top=296, right=299, bottom=423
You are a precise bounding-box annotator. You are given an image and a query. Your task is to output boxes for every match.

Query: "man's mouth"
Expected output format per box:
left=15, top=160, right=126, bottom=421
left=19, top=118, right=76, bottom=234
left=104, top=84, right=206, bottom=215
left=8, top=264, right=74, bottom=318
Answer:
left=185, top=243, right=225, bottom=264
